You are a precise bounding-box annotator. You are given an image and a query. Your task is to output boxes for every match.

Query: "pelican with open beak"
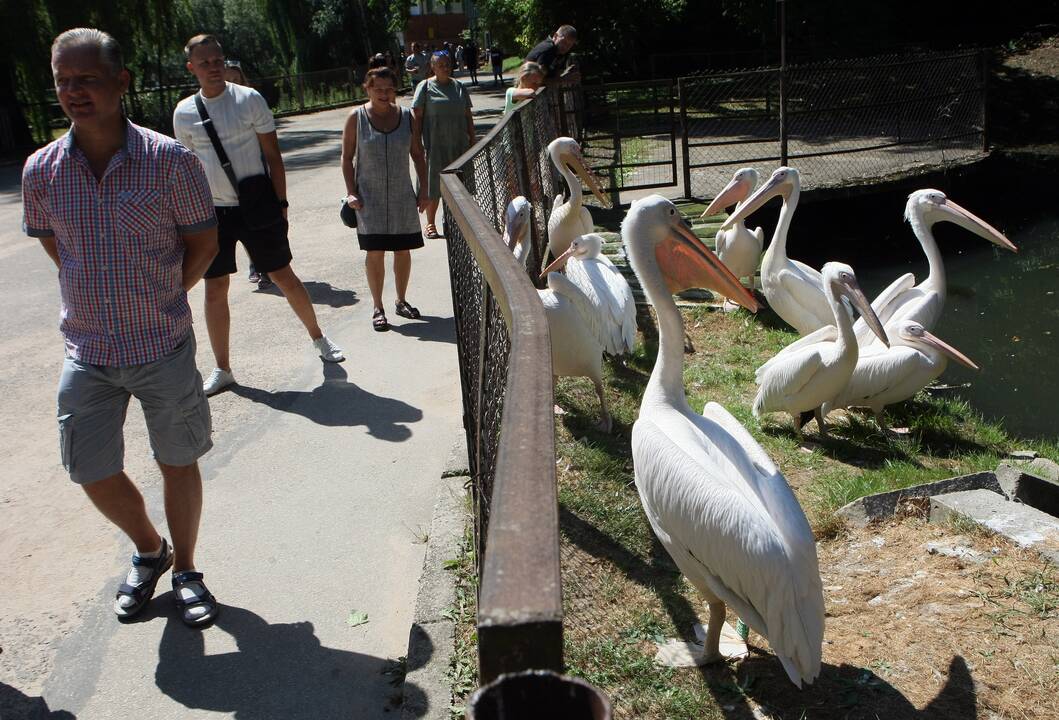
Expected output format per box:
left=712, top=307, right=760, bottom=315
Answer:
left=753, top=262, right=888, bottom=437
left=547, top=137, right=611, bottom=259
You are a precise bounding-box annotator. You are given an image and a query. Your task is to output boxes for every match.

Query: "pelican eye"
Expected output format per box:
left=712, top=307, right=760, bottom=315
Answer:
left=669, top=209, right=675, bottom=215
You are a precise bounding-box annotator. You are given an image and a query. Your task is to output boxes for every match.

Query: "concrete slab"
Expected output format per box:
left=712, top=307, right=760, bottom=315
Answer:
left=929, top=489, right=1059, bottom=565
left=996, top=461, right=1059, bottom=517
left=836, top=472, right=1002, bottom=527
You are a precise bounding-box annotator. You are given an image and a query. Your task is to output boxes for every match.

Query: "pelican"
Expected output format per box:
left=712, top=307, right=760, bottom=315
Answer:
left=722, top=167, right=835, bottom=336
left=753, top=262, right=888, bottom=436
left=505, top=197, right=614, bottom=431
left=541, top=234, right=637, bottom=356
left=823, top=319, right=979, bottom=430
left=701, top=168, right=765, bottom=292
left=546, top=137, right=610, bottom=259
left=625, top=195, right=824, bottom=688
left=852, top=189, right=1017, bottom=349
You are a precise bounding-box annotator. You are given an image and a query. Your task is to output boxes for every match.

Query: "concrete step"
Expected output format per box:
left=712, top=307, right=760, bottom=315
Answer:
left=930, top=489, right=1059, bottom=565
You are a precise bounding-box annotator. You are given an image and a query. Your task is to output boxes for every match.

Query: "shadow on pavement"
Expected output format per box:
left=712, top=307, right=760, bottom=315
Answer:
left=231, top=363, right=422, bottom=441
left=154, top=601, right=426, bottom=719
left=253, top=280, right=358, bottom=308
left=386, top=314, right=456, bottom=344
left=0, top=683, right=76, bottom=719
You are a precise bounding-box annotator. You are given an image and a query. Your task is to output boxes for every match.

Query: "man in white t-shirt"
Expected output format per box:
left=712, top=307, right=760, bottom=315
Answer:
left=404, top=42, right=429, bottom=85
left=173, top=34, right=344, bottom=395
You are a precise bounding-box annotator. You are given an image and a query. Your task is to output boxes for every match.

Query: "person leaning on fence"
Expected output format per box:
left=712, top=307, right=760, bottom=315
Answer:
left=504, top=61, right=544, bottom=115
left=173, top=33, right=345, bottom=398
left=341, top=67, right=428, bottom=332
left=412, top=51, right=475, bottom=240
left=22, top=28, right=222, bottom=627
left=526, top=25, right=579, bottom=82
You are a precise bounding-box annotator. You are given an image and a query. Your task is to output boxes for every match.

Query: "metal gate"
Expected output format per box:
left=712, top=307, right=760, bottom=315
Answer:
left=579, top=79, right=678, bottom=196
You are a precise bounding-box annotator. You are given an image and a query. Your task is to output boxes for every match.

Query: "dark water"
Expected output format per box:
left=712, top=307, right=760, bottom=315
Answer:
left=759, top=156, right=1059, bottom=439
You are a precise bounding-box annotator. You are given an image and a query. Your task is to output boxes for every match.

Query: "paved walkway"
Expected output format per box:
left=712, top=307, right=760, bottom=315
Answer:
left=0, top=79, right=509, bottom=719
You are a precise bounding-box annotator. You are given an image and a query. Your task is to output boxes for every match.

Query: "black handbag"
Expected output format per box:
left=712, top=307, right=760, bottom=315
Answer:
left=339, top=199, right=357, bottom=228
left=194, top=94, right=284, bottom=230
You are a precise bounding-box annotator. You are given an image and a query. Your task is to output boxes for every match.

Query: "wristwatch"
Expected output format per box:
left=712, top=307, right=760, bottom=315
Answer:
left=278, top=199, right=289, bottom=208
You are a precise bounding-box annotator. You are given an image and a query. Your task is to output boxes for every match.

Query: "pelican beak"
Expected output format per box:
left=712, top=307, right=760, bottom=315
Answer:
left=503, top=213, right=529, bottom=251
left=541, top=244, right=577, bottom=275
left=563, top=150, right=611, bottom=208
left=701, top=176, right=751, bottom=219
left=939, top=199, right=1018, bottom=253
left=921, top=329, right=980, bottom=370
left=655, top=218, right=760, bottom=312
left=839, top=276, right=889, bottom=348
left=720, top=172, right=787, bottom=230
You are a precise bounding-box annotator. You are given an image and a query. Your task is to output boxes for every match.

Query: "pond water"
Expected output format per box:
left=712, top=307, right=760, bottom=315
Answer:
left=773, top=160, right=1059, bottom=440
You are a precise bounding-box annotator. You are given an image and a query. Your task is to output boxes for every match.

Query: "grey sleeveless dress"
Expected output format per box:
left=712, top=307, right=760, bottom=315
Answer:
left=354, top=105, right=424, bottom=251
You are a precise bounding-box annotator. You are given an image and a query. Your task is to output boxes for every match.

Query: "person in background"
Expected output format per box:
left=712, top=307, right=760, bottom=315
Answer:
left=503, top=61, right=544, bottom=114
left=369, top=52, right=387, bottom=70
left=411, top=51, right=474, bottom=240
left=489, top=44, right=504, bottom=86
left=404, top=42, right=429, bottom=86
left=455, top=44, right=464, bottom=74
left=223, top=59, right=271, bottom=289
left=342, top=67, right=427, bottom=332
left=463, top=39, right=478, bottom=85
left=526, top=25, right=579, bottom=82
left=23, top=28, right=221, bottom=626
left=174, top=33, right=345, bottom=397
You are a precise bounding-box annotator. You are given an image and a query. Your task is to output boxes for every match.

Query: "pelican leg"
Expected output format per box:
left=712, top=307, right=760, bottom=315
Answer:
left=593, top=379, right=612, bottom=433
left=814, top=407, right=829, bottom=437
left=700, top=601, right=727, bottom=663
left=792, top=412, right=806, bottom=439
left=874, top=410, right=890, bottom=433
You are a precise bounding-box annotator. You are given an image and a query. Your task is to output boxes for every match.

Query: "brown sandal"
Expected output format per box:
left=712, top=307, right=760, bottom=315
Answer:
left=424, top=224, right=440, bottom=239
left=372, top=309, right=390, bottom=332
left=395, top=300, right=421, bottom=319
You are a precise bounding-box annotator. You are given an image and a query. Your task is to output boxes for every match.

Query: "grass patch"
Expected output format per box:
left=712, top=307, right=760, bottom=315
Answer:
left=446, top=522, right=478, bottom=719
left=548, top=304, right=1059, bottom=718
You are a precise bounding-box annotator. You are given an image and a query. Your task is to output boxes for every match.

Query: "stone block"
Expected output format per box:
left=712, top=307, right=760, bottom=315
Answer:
left=996, top=460, right=1059, bottom=518
left=836, top=472, right=1001, bottom=526
left=929, top=489, right=1059, bottom=565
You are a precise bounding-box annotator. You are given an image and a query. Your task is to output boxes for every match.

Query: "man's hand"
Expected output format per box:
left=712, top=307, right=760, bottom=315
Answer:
left=416, top=187, right=428, bottom=214
left=346, top=194, right=364, bottom=210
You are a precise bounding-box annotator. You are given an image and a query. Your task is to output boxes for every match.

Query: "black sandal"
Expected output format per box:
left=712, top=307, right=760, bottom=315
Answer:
left=395, top=300, right=421, bottom=319
left=372, top=308, right=390, bottom=331
left=172, top=570, right=220, bottom=627
left=114, top=538, right=173, bottom=620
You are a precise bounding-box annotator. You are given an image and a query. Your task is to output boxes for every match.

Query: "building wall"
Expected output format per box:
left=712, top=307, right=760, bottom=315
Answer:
left=404, top=13, right=469, bottom=48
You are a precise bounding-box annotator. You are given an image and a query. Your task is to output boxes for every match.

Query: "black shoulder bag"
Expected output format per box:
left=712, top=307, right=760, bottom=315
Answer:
left=194, top=93, right=284, bottom=230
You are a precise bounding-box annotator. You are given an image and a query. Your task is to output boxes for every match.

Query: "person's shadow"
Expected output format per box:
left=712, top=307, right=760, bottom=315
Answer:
left=387, top=314, right=456, bottom=344
left=231, top=364, right=422, bottom=441
left=0, top=682, right=76, bottom=719
left=254, top=281, right=358, bottom=308
left=154, top=601, right=427, bottom=719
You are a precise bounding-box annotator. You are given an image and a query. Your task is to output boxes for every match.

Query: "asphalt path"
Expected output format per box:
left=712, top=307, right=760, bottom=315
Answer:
left=0, top=79, right=508, bottom=719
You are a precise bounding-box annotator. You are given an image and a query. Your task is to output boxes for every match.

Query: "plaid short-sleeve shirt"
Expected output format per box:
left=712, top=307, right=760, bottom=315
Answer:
left=22, top=121, right=217, bottom=367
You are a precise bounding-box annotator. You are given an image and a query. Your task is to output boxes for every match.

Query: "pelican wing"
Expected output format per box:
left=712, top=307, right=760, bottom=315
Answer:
left=774, top=268, right=834, bottom=333
left=756, top=325, right=838, bottom=382
left=754, top=345, right=825, bottom=414
left=579, top=204, right=596, bottom=236
left=753, top=225, right=765, bottom=253
left=715, top=227, right=728, bottom=256
left=545, top=272, right=609, bottom=351
left=826, top=345, right=924, bottom=411
left=632, top=415, right=824, bottom=686
left=565, top=257, right=638, bottom=355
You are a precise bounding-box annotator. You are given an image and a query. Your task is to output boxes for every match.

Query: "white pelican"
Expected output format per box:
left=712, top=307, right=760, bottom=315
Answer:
left=722, top=167, right=836, bottom=336
left=625, top=195, right=825, bottom=688
left=542, top=234, right=637, bottom=356
left=852, top=189, right=1017, bottom=349
left=701, top=168, right=765, bottom=291
left=753, top=262, right=888, bottom=437
left=546, top=137, right=610, bottom=259
left=823, top=319, right=979, bottom=430
left=505, top=197, right=614, bottom=431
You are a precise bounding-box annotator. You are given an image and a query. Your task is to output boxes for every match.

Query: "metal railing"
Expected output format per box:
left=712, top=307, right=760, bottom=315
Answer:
left=440, top=88, right=564, bottom=682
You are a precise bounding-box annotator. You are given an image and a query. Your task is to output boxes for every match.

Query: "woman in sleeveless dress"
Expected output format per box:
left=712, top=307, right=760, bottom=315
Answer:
left=341, top=67, right=428, bottom=332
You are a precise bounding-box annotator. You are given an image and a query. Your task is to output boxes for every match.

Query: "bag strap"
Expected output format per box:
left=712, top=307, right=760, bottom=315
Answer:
left=194, top=93, right=240, bottom=195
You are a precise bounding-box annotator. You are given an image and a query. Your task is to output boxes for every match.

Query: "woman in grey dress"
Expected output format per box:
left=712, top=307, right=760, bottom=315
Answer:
left=341, top=67, right=428, bottom=331
left=412, top=51, right=476, bottom=239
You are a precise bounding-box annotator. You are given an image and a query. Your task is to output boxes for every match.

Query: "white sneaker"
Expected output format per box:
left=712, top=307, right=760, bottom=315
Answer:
left=203, top=367, right=235, bottom=396
left=314, top=335, right=345, bottom=363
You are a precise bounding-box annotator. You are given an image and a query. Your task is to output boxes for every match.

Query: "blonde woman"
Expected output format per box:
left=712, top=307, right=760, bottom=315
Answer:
left=503, top=62, right=544, bottom=114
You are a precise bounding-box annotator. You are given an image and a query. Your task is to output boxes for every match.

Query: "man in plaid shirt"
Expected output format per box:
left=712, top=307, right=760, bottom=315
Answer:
left=22, top=28, right=222, bottom=627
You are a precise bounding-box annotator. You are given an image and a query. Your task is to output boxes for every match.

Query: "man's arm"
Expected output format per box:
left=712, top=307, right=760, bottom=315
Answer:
left=257, top=130, right=288, bottom=218
left=180, top=226, right=218, bottom=292
left=39, top=236, right=60, bottom=269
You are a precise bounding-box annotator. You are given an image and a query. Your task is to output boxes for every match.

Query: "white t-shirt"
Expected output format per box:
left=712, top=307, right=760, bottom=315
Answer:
left=173, top=82, right=277, bottom=206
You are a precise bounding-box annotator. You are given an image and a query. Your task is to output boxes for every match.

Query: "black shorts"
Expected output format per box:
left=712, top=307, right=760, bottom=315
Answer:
left=203, top=206, right=293, bottom=279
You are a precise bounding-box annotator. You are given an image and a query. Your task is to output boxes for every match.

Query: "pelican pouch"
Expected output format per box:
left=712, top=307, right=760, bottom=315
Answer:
left=194, top=94, right=284, bottom=230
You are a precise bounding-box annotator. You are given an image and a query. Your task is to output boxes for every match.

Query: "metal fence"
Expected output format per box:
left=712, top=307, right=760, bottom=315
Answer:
left=440, top=88, right=564, bottom=681
left=579, top=50, right=988, bottom=201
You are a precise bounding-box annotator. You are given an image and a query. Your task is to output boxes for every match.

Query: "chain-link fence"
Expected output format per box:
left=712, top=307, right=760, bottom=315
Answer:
left=679, top=50, right=987, bottom=198
left=440, top=88, right=563, bottom=681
